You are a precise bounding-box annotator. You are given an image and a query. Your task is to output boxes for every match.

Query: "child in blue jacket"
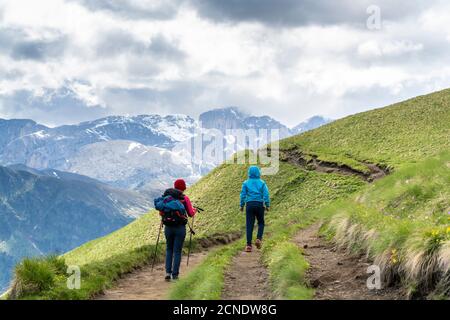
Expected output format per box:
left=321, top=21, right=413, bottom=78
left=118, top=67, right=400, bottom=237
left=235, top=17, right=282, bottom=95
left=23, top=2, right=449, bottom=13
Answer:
left=240, top=166, right=270, bottom=252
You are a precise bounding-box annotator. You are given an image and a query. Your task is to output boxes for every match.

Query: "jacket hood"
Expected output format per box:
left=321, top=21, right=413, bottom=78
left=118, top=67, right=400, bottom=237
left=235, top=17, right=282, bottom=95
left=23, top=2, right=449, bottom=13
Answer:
left=248, top=166, right=261, bottom=179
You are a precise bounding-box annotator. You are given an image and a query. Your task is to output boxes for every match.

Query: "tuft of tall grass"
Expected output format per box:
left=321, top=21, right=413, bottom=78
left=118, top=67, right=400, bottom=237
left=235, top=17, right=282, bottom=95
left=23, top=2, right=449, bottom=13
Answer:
left=9, top=256, right=66, bottom=299
left=264, top=241, right=313, bottom=300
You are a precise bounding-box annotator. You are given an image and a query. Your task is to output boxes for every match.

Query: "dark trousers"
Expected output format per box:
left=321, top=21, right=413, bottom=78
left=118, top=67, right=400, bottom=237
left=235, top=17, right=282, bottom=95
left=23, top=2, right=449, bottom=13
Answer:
left=164, top=225, right=186, bottom=276
left=245, top=201, right=265, bottom=246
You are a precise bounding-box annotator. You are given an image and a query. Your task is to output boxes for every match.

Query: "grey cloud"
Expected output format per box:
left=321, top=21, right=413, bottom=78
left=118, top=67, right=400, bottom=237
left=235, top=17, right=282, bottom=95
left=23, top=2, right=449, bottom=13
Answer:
left=3, top=69, right=25, bottom=81
left=0, top=83, right=204, bottom=126
left=0, top=88, right=108, bottom=126
left=344, top=24, right=450, bottom=70
left=96, top=30, right=185, bottom=61
left=148, top=35, right=185, bottom=60
left=188, top=0, right=433, bottom=27
left=95, top=30, right=137, bottom=57
left=0, top=27, right=23, bottom=52
left=335, top=81, right=445, bottom=119
left=72, top=0, right=181, bottom=20
left=11, top=38, right=67, bottom=61
left=101, top=81, right=204, bottom=115
left=0, top=27, right=67, bottom=61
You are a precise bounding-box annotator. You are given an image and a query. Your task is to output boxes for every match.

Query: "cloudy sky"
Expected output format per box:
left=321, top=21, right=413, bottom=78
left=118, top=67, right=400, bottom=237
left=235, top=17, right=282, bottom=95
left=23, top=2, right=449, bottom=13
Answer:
left=0, top=0, right=449, bottom=127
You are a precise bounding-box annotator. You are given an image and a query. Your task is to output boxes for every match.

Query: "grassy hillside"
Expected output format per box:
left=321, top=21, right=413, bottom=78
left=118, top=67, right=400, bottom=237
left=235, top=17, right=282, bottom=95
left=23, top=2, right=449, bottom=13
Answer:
left=281, top=89, right=450, bottom=172
left=171, top=89, right=450, bottom=299
left=8, top=89, right=450, bottom=300
left=323, top=152, right=450, bottom=298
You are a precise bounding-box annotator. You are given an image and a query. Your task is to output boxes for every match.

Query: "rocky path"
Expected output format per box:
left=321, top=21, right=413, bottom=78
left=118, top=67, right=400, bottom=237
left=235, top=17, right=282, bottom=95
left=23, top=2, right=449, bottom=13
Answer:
left=222, top=248, right=271, bottom=300
left=293, top=223, right=404, bottom=300
left=96, top=250, right=210, bottom=300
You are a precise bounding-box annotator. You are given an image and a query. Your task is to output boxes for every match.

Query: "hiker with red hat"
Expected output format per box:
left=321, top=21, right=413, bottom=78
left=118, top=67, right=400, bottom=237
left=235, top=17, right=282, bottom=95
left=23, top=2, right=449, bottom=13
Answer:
left=154, top=178, right=196, bottom=281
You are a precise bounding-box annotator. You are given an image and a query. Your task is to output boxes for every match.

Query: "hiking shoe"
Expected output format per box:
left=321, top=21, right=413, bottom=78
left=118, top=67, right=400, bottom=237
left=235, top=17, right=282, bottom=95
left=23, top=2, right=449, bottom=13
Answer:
left=245, top=245, right=252, bottom=252
left=165, top=273, right=172, bottom=281
left=255, top=239, right=262, bottom=249
left=172, top=275, right=179, bottom=281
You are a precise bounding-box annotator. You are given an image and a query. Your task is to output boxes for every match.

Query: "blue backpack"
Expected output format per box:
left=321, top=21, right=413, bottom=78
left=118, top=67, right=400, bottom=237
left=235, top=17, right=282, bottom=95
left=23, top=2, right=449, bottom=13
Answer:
left=154, top=191, right=187, bottom=226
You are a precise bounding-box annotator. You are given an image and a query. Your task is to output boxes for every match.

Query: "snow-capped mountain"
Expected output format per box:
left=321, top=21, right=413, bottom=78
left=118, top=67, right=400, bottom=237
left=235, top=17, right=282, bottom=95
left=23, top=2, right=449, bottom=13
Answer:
left=199, top=107, right=292, bottom=138
left=0, top=114, right=197, bottom=170
left=199, top=107, right=331, bottom=138
left=0, top=109, right=332, bottom=195
left=291, top=116, right=331, bottom=134
left=0, top=119, right=47, bottom=151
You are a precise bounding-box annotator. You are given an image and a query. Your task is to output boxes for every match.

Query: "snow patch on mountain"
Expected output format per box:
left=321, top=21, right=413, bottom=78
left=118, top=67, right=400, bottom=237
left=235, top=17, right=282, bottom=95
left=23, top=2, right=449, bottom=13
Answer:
left=64, top=140, right=195, bottom=196
left=127, top=142, right=141, bottom=153
left=31, top=130, right=50, bottom=139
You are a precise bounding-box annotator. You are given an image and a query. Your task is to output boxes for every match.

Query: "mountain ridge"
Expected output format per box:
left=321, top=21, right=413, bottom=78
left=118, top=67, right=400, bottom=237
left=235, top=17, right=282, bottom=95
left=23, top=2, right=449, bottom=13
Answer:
left=0, top=109, right=330, bottom=191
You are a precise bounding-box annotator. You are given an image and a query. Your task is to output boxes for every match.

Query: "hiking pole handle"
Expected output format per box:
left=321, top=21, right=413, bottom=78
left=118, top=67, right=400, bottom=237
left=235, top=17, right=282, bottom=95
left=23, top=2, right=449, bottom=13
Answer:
left=188, top=223, right=196, bottom=235
left=193, top=205, right=204, bottom=212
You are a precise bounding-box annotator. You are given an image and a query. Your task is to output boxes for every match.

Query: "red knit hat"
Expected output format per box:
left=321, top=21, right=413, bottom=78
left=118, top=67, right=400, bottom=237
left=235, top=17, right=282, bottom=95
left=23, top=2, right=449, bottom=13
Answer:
left=174, top=179, right=187, bottom=191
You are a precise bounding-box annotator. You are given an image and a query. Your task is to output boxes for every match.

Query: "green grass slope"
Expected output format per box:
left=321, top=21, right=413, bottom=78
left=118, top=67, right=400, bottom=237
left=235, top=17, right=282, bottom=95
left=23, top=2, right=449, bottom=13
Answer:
left=322, top=152, right=450, bottom=298
left=281, top=89, right=450, bottom=171
left=8, top=89, right=450, bottom=299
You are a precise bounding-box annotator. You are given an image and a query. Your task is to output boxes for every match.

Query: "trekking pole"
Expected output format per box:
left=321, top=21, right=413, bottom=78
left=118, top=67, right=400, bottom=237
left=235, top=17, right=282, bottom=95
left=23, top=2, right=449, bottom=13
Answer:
left=194, top=206, right=204, bottom=212
left=151, top=220, right=163, bottom=272
left=186, top=216, right=195, bottom=266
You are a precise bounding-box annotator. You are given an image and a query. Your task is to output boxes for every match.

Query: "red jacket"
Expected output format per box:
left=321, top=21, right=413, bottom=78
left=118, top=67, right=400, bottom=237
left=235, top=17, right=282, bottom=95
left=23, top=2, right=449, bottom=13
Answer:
left=183, top=195, right=196, bottom=217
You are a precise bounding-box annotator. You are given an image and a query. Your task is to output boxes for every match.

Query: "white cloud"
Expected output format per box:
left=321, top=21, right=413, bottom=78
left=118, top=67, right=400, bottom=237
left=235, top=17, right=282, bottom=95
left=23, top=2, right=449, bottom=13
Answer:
left=357, top=40, right=423, bottom=58
left=0, top=0, right=449, bottom=127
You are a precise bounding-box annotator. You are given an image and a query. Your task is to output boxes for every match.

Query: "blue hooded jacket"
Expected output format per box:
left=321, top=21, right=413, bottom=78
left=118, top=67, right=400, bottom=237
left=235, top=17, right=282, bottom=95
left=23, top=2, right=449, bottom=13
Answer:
left=240, top=166, right=270, bottom=208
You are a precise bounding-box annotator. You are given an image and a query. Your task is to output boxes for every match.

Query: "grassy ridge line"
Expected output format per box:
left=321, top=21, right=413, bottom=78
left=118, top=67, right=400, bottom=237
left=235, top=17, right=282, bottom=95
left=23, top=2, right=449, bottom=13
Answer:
left=280, top=89, right=450, bottom=171
left=320, top=152, right=450, bottom=298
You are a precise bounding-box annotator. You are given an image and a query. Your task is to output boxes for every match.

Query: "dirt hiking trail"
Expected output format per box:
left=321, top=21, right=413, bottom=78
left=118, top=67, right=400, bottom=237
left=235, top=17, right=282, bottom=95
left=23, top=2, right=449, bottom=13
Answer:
left=95, top=232, right=241, bottom=300
left=96, top=250, right=209, bottom=300
left=293, top=223, right=405, bottom=300
left=222, top=248, right=271, bottom=300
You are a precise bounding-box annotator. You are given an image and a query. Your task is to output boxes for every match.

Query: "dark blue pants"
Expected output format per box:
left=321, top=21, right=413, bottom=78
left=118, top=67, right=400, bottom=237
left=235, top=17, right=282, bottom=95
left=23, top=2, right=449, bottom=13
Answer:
left=246, top=201, right=265, bottom=246
left=164, top=225, right=186, bottom=276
